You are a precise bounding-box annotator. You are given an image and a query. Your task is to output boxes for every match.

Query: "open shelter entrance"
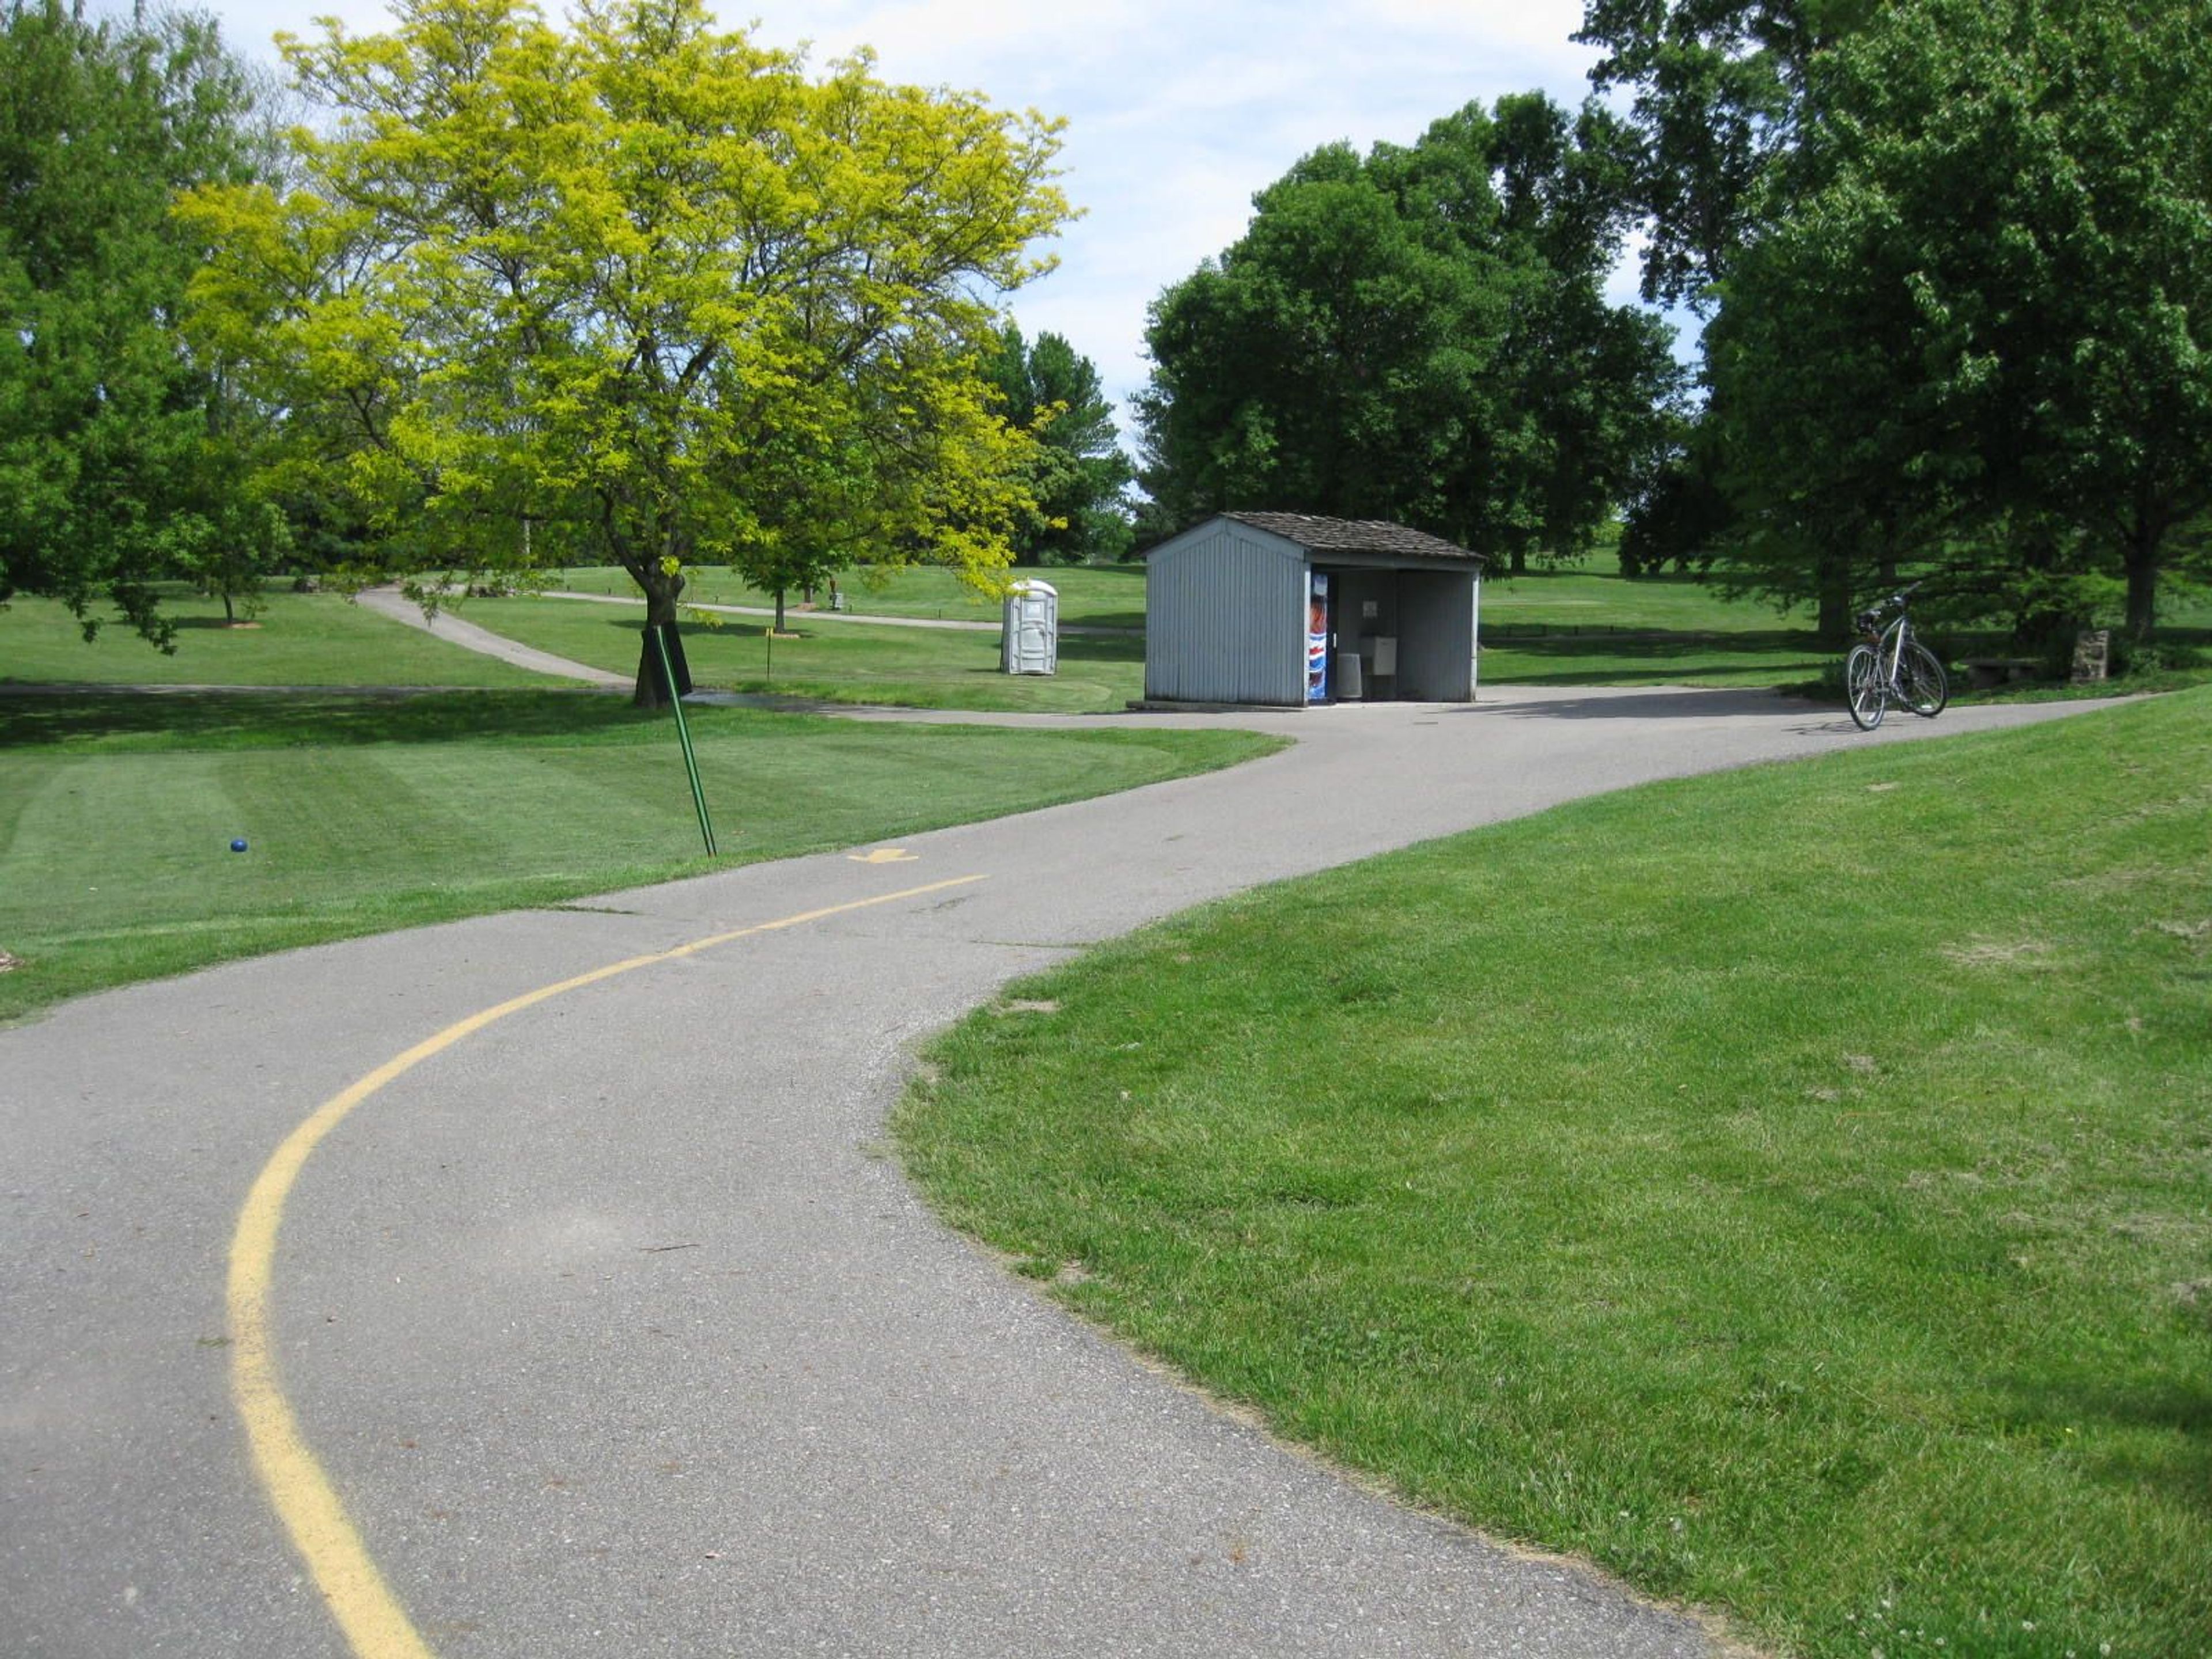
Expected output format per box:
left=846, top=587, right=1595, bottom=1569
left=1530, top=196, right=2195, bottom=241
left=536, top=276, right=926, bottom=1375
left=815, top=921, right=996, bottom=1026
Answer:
left=1143, top=513, right=1486, bottom=708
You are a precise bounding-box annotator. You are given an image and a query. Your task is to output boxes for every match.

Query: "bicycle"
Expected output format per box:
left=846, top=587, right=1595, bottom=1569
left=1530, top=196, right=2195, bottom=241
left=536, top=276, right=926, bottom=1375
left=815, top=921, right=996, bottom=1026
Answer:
left=1844, top=581, right=1948, bottom=730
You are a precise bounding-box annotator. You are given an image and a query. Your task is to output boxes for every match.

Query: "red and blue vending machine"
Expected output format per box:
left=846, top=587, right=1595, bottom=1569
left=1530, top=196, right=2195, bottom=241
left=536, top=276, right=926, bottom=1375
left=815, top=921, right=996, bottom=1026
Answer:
left=1306, top=572, right=1330, bottom=703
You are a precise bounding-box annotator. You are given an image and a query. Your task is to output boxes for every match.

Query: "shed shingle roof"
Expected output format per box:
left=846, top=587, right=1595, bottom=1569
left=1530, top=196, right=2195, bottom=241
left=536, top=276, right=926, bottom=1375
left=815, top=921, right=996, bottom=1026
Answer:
left=1218, top=512, right=1483, bottom=565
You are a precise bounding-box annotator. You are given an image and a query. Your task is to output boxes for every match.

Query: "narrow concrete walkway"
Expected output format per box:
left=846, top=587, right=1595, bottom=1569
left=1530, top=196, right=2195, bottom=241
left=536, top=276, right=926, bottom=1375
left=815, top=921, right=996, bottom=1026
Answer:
left=354, top=585, right=631, bottom=685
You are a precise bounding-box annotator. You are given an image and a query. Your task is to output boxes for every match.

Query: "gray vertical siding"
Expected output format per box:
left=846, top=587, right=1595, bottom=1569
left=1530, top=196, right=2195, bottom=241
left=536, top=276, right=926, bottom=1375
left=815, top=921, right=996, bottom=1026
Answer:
left=1396, top=570, right=1476, bottom=700
left=1145, top=525, right=1307, bottom=704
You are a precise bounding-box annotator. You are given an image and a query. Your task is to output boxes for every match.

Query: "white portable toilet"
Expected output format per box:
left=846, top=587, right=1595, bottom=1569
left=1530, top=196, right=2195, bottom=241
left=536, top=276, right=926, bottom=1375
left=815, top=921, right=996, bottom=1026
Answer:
left=1000, top=578, right=1058, bottom=675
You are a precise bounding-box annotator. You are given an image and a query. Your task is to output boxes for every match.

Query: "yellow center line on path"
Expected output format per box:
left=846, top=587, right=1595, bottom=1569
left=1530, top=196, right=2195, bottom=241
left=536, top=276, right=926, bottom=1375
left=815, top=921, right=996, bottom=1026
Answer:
left=225, top=874, right=990, bottom=1659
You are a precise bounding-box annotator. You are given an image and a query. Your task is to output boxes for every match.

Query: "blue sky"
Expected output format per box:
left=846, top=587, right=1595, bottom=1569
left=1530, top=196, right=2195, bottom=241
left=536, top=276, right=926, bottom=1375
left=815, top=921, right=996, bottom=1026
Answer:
left=207, top=1, right=1639, bottom=443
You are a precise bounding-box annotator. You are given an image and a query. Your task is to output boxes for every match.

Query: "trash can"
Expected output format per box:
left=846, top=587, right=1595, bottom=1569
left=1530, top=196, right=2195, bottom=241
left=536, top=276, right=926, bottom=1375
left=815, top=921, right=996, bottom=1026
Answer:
left=1001, top=579, right=1058, bottom=675
left=1335, top=650, right=1363, bottom=702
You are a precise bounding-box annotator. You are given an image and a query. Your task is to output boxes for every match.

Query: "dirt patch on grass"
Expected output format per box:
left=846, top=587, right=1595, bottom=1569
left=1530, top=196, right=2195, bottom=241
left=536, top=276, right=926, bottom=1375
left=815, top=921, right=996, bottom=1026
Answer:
left=1940, top=936, right=2056, bottom=968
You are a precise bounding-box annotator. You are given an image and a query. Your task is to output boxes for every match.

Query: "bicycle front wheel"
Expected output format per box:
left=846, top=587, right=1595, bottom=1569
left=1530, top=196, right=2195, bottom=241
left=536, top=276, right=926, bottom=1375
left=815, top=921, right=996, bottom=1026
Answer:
left=1846, top=643, right=1886, bottom=729
left=1903, top=642, right=1948, bottom=718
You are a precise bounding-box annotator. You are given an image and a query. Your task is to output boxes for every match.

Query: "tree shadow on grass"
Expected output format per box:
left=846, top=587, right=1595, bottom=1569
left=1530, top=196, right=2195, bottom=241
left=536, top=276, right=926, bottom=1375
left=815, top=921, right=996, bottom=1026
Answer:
left=1464, top=685, right=1833, bottom=722
left=1052, top=632, right=1146, bottom=666
left=1478, top=628, right=1828, bottom=688
left=691, top=618, right=1147, bottom=662
left=1514, top=627, right=1820, bottom=647
left=1486, top=662, right=1828, bottom=687
left=0, top=688, right=650, bottom=749
left=677, top=616, right=1145, bottom=675
left=1989, top=1371, right=2212, bottom=1520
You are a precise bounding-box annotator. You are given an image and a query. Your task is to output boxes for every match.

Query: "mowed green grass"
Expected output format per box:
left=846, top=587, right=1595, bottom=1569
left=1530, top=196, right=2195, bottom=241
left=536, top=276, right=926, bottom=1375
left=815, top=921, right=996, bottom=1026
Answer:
left=899, top=687, right=2212, bottom=1659
left=0, top=691, right=1280, bottom=1024
left=546, top=562, right=1149, bottom=629
left=1479, top=628, right=1831, bottom=688
left=0, top=590, right=556, bottom=687
left=485, top=568, right=1836, bottom=704
left=1479, top=569, right=1831, bottom=688
left=1478, top=569, right=2212, bottom=694
left=1482, top=566, right=1812, bottom=630
left=461, top=594, right=1146, bottom=714
left=467, top=567, right=1805, bottom=712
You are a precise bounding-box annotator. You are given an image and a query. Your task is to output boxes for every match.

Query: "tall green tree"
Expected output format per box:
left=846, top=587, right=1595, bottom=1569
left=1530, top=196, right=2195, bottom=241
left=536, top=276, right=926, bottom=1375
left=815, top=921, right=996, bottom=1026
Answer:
left=1697, top=150, right=1945, bottom=637
left=1137, top=141, right=1485, bottom=536
left=180, top=0, right=1068, bottom=704
left=1615, top=418, right=1731, bottom=578
left=1137, top=94, right=1677, bottom=573
left=1577, top=0, right=1876, bottom=307
left=0, top=0, right=268, bottom=645
left=982, top=323, right=1134, bottom=565
left=1705, top=0, right=2212, bottom=638
left=1419, top=94, right=1683, bottom=573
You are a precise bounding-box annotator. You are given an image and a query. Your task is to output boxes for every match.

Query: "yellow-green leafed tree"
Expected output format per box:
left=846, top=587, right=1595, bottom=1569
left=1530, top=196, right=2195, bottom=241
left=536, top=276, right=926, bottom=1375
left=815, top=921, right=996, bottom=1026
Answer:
left=177, top=0, right=1068, bottom=704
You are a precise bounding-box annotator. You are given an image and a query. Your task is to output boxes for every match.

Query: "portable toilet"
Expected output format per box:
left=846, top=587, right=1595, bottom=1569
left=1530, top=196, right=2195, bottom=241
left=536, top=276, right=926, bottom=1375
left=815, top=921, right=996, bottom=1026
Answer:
left=1001, top=578, right=1058, bottom=675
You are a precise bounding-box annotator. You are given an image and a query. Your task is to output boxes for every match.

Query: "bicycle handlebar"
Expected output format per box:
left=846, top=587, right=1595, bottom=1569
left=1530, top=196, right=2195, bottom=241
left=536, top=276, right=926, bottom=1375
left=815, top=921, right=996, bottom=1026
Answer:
left=1859, top=579, right=1924, bottom=623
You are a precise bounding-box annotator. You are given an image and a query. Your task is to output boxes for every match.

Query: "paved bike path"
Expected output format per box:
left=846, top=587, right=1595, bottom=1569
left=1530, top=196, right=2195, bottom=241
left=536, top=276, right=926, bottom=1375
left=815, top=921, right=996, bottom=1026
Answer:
left=1, top=688, right=2122, bottom=1658
left=352, top=585, right=631, bottom=685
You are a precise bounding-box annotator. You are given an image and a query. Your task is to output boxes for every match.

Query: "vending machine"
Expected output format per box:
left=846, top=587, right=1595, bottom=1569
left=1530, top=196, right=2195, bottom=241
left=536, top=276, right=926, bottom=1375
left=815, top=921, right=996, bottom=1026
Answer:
left=1306, top=571, right=1331, bottom=703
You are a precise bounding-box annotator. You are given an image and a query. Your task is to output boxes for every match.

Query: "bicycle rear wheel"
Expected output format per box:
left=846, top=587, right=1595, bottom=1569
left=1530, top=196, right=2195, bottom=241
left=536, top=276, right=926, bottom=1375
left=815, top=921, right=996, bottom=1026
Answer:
left=1903, top=642, right=1948, bottom=717
left=1846, top=643, right=1885, bottom=729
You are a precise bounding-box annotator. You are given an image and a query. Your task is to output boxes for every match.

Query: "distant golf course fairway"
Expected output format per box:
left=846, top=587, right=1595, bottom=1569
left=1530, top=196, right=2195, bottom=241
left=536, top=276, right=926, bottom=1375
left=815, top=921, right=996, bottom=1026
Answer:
left=458, top=565, right=1836, bottom=713
left=900, top=686, right=2212, bottom=1659
left=460, top=565, right=1842, bottom=711
left=460, top=591, right=1147, bottom=714
left=544, top=561, right=1150, bottom=629
left=454, top=567, right=2212, bottom=709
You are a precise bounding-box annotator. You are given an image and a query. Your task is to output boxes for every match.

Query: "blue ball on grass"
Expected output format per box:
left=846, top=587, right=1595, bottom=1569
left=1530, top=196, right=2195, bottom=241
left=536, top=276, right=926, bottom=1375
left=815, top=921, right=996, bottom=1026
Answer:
left=230, top=838, right=249, bottom=854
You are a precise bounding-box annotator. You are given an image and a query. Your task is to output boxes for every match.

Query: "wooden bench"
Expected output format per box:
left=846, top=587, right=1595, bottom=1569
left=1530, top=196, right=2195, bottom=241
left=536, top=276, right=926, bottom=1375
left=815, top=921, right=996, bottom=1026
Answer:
left=1959, top=656, right=2040, bottom=689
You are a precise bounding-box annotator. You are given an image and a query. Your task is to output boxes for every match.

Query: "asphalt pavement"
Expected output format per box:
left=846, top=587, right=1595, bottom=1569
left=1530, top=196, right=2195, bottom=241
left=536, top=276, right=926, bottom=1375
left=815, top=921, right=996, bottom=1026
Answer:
left=1, top=684, right=2126, bottom=1658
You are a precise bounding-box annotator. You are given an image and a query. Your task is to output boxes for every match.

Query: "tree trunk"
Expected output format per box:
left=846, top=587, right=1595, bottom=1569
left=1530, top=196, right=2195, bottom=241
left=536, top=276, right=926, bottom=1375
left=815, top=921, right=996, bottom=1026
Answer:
left=630, top=564, right=690, bottom=708
left=2123, top=530, right=2160, bottom=639
left=774, top=586, right=787, bottom=632
left=1815, top=549, right=1853, bottom=646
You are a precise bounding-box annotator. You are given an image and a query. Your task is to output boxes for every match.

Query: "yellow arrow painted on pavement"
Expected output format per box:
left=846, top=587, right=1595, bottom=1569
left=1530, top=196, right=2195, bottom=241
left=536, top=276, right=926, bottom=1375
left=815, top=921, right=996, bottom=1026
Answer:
left=848, top=848, right=918, bottom=863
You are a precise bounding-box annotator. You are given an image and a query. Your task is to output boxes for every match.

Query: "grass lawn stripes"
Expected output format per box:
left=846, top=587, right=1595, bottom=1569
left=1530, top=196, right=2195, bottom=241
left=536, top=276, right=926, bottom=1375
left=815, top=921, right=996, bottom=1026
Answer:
left=0, top=691, right=1281, bottom=1025
left=898, top=685, right=2212, bottom=1659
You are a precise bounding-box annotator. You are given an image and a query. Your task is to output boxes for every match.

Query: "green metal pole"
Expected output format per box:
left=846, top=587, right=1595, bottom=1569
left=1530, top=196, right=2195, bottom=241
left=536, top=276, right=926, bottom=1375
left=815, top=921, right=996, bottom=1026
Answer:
left=650, top=625, right=717, bottom=856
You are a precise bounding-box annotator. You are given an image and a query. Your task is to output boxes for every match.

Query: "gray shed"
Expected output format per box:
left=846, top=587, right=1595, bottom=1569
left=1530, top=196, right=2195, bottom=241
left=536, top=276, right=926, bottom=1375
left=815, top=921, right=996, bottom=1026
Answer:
left=1142, top=512, right=1486, bottom=707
